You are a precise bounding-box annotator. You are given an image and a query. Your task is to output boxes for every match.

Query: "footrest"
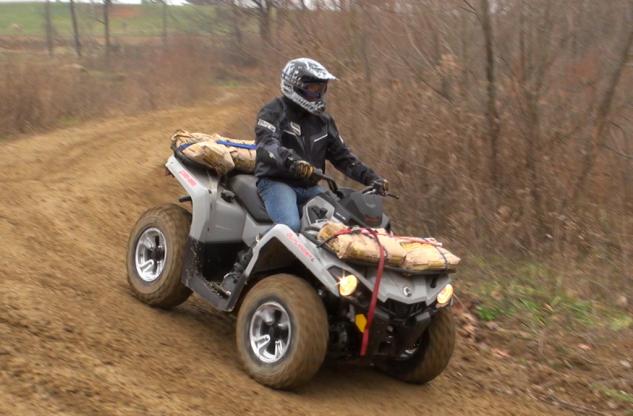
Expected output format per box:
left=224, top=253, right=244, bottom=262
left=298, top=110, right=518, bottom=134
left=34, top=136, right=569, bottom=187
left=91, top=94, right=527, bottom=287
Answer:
left=186, top=274, right=231, bottom=311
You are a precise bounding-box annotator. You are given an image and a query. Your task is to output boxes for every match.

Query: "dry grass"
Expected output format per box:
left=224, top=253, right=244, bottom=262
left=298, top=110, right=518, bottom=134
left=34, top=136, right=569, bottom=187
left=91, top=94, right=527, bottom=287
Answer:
left=0, top=36, right=232, bottom=138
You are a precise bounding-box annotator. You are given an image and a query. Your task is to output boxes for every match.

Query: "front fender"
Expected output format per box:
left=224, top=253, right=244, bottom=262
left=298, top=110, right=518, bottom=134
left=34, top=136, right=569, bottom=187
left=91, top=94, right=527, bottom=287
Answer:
left=244, top=225, right=340, bottom=296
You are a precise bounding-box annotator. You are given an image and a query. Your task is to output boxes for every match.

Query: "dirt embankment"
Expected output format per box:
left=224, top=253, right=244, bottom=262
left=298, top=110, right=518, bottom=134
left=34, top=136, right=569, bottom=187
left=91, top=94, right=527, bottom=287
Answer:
left=0, top=92, right=571, bottom=415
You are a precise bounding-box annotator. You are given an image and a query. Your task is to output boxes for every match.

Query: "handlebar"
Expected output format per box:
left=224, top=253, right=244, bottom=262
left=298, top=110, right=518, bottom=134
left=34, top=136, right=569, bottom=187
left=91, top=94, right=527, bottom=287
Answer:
left=313, top=169, right=399, bottom=199
left=312, top=169, right=341, bottom=196
left=360, top=185, right=400, bottom=199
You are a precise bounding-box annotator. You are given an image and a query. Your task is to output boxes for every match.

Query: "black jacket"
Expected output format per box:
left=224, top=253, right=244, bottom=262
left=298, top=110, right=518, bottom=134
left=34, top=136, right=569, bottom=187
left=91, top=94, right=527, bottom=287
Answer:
left=254, top=96, right=380, bottom=187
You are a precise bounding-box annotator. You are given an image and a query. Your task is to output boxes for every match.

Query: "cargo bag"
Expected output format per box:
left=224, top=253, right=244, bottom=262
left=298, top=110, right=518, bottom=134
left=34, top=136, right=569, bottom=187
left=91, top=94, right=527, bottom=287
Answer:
left=170, top=129, right=256, bottom=174
left=318, top=222, right=406, bottom=267
left=317, top=221, right=461, bottom=272
left=397, top=239, right=461, bottom=272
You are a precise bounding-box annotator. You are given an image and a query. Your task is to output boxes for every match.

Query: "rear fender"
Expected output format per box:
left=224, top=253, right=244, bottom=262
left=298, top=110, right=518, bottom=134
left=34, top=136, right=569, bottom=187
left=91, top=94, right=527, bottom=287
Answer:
left=165, top=156, right=217, bottom=241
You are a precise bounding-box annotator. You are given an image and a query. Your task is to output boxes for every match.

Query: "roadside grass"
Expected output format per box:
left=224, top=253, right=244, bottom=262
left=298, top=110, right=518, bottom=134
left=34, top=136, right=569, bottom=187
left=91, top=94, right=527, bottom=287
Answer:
left=591, top=384, right=633, bottom=407
left=461, top=255, right=632, bottom=334
left=0, top=2, right=220, bottom=37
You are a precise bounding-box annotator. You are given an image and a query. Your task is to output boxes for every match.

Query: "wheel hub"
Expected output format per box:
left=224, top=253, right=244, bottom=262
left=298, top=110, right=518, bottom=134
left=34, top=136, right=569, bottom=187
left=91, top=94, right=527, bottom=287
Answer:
left=134, top=227, right=167, bottom=282
left=249, top=301, right=292, bottom=364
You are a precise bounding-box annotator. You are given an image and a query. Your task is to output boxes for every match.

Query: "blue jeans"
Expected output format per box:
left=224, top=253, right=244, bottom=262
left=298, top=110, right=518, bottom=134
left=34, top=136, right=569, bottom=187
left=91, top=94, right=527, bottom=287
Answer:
left=257, top=178, right=324, bottom=232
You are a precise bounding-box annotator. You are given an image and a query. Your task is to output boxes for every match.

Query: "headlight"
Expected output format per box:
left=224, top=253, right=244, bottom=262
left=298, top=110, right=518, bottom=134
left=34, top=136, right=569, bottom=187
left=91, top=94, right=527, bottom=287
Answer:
left=328, top=267, right=360, bottom=297
left=338, top=274, right=358, bottom=297
left=436, top=283, right=454, bottom=307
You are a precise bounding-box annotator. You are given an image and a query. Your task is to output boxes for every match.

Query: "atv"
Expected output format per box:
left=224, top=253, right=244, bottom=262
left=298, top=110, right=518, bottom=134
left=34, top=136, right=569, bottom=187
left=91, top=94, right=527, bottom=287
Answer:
left=126, top=152, right=456, bottom=389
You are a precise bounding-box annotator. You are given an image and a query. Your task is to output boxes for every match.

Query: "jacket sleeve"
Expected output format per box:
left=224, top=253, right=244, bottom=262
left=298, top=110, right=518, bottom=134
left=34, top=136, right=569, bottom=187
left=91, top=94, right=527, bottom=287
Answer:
left=325, top=117, right=380, bottom=185
left=255, top=102, right=297, bottom=171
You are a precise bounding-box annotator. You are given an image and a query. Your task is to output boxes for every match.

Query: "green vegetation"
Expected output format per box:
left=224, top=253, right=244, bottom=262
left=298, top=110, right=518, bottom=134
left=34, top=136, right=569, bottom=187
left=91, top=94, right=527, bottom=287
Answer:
left=0, top=2, right=219, bottom=37
left=592, top=384, right=633, bottom=405
left=464, top=256, right=632, bottom=332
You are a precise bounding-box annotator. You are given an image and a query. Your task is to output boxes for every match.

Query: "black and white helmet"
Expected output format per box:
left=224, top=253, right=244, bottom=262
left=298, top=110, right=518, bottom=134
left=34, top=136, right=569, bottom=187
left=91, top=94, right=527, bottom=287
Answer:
left=280, top=58, right=336, bottom=114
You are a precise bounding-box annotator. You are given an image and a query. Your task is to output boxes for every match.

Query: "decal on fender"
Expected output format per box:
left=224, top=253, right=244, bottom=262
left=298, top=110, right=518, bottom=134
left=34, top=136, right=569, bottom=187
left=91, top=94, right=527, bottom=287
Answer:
left=179, top=170, right=197, bottom=188
left=286, top=232, right=315, bottom=262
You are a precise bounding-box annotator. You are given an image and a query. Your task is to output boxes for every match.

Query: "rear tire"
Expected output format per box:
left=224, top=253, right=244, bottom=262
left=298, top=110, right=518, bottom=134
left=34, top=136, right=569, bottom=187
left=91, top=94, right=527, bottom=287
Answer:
left=236, top=274, right=328, bottom=389
left=381, top=307, right=456, bottom=384
left=126, top=204, right=192, bottom=308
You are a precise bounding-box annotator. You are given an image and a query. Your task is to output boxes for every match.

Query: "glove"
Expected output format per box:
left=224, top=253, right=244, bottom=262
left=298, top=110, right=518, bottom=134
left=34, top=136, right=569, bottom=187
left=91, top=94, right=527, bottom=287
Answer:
left=371, top=178, right=389, bottom=196
left=290, top=159, right=316, bottom=179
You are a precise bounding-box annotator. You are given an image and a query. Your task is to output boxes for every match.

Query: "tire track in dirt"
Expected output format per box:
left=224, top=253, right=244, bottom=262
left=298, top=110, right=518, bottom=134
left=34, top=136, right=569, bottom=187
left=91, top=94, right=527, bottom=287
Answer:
left=0, top=91, right=570, bottom=415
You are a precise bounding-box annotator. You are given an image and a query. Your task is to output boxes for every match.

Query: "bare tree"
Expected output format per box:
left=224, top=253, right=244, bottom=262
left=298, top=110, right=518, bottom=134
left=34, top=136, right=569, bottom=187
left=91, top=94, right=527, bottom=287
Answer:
left=251, top=0, right=273, bottom=44
left=44, top=0, right=54, bottom=56
left=230, top=1, right=243, bottom=49
left=479, top=0, right=501, bottom=190
left=162, top=0, right=168, bottom=48
left=69, top=0, right=82, bottom=57
left=103, top=0, right=112, bottom=59
left=567, top=23, right=633, bottom=208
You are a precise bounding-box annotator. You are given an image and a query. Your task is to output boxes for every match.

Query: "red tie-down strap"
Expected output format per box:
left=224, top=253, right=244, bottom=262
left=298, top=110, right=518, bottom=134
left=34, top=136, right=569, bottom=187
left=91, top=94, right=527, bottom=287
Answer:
left=318, top=226, right=386, bottom=357
left=360, top=227, right=385, bottom=356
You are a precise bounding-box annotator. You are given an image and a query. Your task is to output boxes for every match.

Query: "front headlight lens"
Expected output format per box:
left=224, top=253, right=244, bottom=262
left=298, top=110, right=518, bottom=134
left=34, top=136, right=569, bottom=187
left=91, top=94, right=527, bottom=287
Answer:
left=436, top=283, right=454, bottom=307
left=338, top=274, right=359, bottom=296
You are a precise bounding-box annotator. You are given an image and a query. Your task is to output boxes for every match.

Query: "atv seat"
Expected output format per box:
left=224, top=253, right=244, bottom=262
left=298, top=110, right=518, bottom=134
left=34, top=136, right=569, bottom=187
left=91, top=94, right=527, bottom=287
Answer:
left=226, top=175, right=272, bottom=223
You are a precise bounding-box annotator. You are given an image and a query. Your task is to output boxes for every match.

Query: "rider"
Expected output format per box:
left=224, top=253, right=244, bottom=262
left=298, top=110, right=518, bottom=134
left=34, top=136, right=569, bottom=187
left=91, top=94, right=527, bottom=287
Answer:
left=216, top=58, right=388, bottom=292
left=255, top=57, right=389, bottom=232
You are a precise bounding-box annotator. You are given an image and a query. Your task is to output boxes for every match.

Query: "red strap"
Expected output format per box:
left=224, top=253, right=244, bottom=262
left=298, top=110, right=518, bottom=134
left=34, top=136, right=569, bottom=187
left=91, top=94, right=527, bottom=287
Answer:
left=360, top=228, right=385, bottom=357
left=321, top=226, right=387, bottom=356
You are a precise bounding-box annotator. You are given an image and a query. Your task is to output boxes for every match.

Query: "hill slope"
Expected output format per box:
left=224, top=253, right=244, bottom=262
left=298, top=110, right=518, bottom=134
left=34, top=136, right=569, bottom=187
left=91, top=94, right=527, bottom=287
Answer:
left=0, top=92, right=569, bottom=415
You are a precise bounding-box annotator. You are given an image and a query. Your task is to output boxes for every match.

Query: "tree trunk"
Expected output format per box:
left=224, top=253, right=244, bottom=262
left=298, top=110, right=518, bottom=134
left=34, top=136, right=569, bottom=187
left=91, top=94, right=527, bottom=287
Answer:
left=567, top=24, right=633, bottom=208
left=69, top=0, right=81, bottom=57
left=480, top=0, right=501, bottom=189
left=161, top=0, right=168, bottom=48
left=44, top=0, right=54, bottom=56
left=257, top=1, right=271, bottom=44
left=103, top=0, right=111, bottom=60
left=231, top=3, right=242, bottom=47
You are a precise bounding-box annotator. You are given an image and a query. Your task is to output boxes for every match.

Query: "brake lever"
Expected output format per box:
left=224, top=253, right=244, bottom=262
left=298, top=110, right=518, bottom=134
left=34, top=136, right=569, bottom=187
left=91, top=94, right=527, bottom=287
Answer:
left=386, top=193, right=400, bottom=199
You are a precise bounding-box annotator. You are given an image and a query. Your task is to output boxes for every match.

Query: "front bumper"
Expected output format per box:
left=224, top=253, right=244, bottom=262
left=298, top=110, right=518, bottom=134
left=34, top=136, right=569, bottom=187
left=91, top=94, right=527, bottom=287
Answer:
left=361, top=302, right=436, bottom=358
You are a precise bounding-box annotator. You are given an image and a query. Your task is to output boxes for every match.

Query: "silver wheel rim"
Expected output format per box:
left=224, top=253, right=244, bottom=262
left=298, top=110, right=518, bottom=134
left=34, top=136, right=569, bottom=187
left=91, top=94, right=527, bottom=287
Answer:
left=249, top=301, right=292, bottom=364
left=134, top=227, right=167, bottom=282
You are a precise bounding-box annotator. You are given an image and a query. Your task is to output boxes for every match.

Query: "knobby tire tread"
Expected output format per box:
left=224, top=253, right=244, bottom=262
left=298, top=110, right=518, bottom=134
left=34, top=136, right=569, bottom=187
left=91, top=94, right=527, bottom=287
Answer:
left=384, top=307, right=456, bottom=384
left=126, top=204, right=192, bottom=308
left=236, top=274, right=329, bottom=389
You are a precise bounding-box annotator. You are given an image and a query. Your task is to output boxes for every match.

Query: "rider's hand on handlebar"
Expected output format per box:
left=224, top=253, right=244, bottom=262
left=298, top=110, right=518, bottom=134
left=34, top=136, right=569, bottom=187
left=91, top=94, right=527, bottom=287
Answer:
left=371, top=178, right=389, bottom=196
left=290, top=159, right=316, bottom=179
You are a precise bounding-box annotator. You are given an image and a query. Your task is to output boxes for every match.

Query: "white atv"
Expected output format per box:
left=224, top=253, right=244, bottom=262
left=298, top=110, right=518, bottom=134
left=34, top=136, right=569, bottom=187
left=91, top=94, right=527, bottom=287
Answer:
left=126, top=151, right=456, bottom=389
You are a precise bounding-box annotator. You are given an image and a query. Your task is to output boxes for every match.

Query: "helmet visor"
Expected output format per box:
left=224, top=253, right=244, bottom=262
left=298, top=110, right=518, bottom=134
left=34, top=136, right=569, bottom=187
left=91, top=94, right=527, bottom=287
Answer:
left=300, top=81, right=328, bottom=101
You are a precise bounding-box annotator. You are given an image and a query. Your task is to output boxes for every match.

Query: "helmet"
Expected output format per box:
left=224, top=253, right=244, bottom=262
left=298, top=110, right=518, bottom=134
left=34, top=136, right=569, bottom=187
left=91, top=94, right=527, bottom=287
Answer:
left=280, top=58, right=336, bottom=114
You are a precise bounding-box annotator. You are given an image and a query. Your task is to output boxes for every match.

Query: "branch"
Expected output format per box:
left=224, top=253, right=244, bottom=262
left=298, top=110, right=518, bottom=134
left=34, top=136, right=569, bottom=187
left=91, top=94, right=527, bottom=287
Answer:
left=566, top=24, right=633, bottom=206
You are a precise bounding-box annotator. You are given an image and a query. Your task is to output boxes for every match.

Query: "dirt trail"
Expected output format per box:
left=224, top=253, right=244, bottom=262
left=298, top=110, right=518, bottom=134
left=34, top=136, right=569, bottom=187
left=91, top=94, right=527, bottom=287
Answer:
left=0, top=93, right=570, bottom=416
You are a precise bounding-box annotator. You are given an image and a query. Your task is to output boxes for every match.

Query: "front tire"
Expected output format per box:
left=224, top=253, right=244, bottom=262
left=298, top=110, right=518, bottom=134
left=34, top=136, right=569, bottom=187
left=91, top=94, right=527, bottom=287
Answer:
left=236, top=274, right=328, bottom=389
left=126, top=204, right=192, bottom=308
left=381, top=307, right=456, bottom=384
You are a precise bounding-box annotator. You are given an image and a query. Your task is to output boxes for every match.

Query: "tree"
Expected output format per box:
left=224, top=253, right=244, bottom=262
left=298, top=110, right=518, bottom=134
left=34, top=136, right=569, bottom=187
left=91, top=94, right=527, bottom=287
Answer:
left=44, top=0, right=54, bottom=56
left=251, top=0, right=273, bottom=44
left=479, top=0, right=501, bottom=190
left=69, top=0, right=82, bottom=57
left=161, top=0, right=168, bottom=48
left=103, top=0, right=111, bottom=59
